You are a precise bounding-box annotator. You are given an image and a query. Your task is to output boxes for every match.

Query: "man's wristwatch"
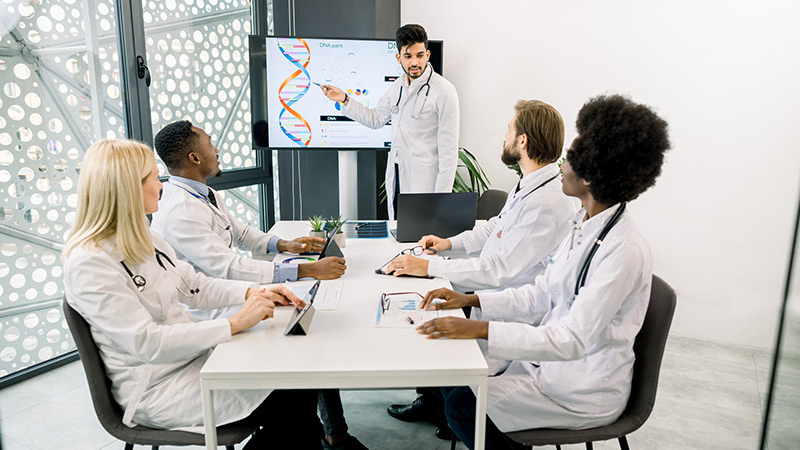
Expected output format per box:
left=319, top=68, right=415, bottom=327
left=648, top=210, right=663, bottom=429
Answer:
left=343, top=93, right=349, bottom=105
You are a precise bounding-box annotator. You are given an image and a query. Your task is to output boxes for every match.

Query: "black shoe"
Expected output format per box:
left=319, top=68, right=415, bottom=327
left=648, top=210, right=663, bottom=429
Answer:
left=435, top=425, right=454, bottom=441
left=387, top=397, right=439, bottom=423
left=321, top=435, right=369, bottom=450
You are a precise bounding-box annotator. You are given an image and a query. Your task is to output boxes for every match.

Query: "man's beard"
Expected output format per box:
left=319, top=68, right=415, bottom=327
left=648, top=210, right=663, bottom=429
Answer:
left=403, top=64, right=424, bottom=80
left=214, top=168, right=223, bottom=178
left=500, top=141, right=520, bottom=166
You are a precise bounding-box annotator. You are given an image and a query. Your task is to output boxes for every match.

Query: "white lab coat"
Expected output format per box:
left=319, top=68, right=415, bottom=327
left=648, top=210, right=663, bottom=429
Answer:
left=474, top=206, right=652, bottom=432
left=426, top=164, right=576, bottom=292
left=151, top=179, right=278, bottom=320
left=63, top=231, right=269, bottom=431
left=342, top=63, right=460, bottom=219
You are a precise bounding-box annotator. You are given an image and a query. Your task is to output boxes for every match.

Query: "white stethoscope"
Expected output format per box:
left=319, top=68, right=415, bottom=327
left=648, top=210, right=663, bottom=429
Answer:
left=391, top=63, right=433, bottom=119
left=120, top=248, right=200, bottom=297
left=168, top=180, right=233, bottom=245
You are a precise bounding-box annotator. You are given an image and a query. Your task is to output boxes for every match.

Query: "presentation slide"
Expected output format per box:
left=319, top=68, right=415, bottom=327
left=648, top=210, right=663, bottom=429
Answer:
left=265, top=37, right=401, bottom=149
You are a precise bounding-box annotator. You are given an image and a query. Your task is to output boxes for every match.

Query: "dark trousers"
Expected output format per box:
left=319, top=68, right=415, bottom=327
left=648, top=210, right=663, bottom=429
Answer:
left=392, top=163, right=400, bottom=219
left=441, top=386, right=525, bottom=450
left=318, top=388, right=348, bottom=436
left=243, top=389, right=323, bottom=449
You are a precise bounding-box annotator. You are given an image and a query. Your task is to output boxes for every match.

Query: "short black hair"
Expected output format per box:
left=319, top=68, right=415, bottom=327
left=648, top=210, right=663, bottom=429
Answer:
left=154, top=120, right=198, bottom=170
left=568, top=94, right=670, bottom=205
left=396, top=24, right=428, bottom=52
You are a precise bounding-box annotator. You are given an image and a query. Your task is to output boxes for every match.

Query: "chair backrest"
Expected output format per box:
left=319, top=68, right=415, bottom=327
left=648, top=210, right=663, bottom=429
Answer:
left=504, top=275, right=677, bottom=446
left=476, top=189, right=507, bottom=220
left=63, top=297, right=258, bottom=448
left=62, top=297, right=129, bottom=436
left=625, top=275, right=677, bottom=425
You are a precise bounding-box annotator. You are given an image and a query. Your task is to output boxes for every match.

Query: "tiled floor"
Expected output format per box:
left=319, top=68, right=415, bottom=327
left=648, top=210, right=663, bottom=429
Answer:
left=0, top=334, right=773, bottom=450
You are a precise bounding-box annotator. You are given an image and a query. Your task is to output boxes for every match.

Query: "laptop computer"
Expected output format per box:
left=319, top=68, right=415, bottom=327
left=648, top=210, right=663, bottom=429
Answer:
left=391, top=192, right=479, bottom=242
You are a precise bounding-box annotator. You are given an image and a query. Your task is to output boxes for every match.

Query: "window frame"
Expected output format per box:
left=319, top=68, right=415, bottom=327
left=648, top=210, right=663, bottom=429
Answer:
left=0, top=0, right=274, bottom=389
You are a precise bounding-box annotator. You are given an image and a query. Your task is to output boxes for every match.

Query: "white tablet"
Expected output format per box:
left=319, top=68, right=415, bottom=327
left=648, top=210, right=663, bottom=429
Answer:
left=283, top=280, right=320, bottom=336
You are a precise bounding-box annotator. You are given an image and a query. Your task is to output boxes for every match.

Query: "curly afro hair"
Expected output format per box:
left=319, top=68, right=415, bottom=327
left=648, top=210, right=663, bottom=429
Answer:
left=154, top=120, right=198, bottom=170
left=568, top=94, right=670, bottom=205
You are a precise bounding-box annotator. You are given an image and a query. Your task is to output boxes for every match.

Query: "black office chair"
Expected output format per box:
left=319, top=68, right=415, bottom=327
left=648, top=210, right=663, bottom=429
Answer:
left=476, top=189, right=508, bottom=220
left=63, top=298, right=259, bottom=450
left=451, top=275, right=677, bottom=450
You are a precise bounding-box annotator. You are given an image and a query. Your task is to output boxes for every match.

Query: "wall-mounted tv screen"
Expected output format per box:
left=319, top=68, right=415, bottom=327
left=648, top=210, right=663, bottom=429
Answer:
left=249, top=35, right=443, bottom=150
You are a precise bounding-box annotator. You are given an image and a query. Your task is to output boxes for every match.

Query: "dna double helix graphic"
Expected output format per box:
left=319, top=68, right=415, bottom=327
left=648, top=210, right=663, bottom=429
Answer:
left=277, top=38, right=312, bottom=146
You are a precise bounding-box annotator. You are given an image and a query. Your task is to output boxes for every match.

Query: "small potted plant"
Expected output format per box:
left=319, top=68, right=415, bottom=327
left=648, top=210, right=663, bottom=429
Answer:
left=308, top=215, right=326, bottom=239
left=325, top=216, right=347, bottom=248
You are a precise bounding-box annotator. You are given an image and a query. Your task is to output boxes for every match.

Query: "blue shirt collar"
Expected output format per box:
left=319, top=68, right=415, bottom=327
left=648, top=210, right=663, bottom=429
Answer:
left=168, top=175, right=209, bottom=198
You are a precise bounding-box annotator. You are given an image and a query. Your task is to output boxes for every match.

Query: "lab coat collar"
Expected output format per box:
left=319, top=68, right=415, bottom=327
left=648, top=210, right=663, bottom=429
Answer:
left=406, top=63, right=433, bottom=89
left=97, top=237, right=124, bottom=262
left=574, top=203, right=624, bottom=233
left=168, top=176, right=209, bottom=198
left=96, top=231, right=160, bottom=264
left=514, top=163, right=560, bottom=198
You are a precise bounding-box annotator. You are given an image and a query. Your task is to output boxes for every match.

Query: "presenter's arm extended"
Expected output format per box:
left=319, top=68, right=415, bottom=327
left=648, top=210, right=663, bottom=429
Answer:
left=320, top=84, right=348, bottom=105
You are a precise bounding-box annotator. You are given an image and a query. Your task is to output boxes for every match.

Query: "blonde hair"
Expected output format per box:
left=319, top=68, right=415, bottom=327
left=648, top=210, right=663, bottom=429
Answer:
left=64, top=139, right=156, bottom=264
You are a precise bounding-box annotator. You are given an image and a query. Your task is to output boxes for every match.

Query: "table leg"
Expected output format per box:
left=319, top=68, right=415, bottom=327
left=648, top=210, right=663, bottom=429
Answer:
left=202, top=380, right=218, bottom=449
left=474, top=378, right=488, bottom=450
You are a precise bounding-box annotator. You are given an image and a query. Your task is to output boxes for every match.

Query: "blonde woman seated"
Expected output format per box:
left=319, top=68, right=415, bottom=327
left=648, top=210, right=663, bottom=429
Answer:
left=63, top=139, right=323, bottom=449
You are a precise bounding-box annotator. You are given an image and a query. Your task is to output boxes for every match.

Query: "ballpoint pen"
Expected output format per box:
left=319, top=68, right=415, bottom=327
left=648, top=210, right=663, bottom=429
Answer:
left=406, top=316, right=415, bottom=325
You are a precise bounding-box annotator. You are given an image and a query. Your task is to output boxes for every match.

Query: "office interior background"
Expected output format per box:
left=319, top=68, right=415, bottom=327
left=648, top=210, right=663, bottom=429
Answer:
left=0, top=0, right=799, bottom=448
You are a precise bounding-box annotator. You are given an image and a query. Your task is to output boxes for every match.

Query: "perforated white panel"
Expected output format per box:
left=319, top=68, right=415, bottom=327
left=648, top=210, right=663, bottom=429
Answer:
left=143, top=0, right=256, bottom=174
left=0, top=0, right=273, bottom=379
left=0, top=0, right=125, bottom=376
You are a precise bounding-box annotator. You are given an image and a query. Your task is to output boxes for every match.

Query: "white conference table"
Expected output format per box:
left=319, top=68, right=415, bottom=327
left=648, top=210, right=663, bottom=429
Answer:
left=201, top=221, right=489, bottom=449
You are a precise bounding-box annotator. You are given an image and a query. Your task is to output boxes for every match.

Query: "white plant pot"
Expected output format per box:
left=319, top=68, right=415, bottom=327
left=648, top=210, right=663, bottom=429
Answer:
left=333, top=232, right=346, bottom=248
left=309, top=230, right=326, bottom=239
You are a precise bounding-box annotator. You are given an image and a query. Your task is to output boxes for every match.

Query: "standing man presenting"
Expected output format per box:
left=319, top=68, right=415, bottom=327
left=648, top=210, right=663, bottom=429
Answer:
left=321, top=24, right=460, bottom=219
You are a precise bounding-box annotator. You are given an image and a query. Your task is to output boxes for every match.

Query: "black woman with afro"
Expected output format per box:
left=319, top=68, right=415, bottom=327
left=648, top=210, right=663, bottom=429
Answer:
left=414, top=94, right=671, bottom=450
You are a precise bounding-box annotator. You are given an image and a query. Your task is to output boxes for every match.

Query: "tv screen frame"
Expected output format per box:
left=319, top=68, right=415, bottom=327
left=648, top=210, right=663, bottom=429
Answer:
left=249, top=34, right=444, bottom=151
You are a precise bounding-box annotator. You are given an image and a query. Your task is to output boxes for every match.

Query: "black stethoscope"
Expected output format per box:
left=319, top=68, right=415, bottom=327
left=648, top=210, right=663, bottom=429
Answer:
left=498, top=173, right=559, bottom=220
left=391, top=63, right=433, bottom=119
left=120, top=248, right=200, bottom=297
left=567, top=202, right=626, bottom=307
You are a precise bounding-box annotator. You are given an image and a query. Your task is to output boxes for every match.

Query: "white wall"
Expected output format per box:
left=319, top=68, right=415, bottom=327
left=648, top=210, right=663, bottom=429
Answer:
left=402, top=0, right=800, bottom=348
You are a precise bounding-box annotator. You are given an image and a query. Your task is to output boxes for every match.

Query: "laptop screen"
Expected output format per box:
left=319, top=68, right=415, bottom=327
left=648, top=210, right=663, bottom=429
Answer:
left=394, top=192, right=478, bottom=242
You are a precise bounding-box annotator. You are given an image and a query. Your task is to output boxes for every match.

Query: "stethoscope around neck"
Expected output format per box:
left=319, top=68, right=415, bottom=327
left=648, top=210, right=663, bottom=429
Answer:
left=568, top=202, right=627, bottom=305
left=391, top=63, right=433, bottom=118
left=120, top=248, right=200, bottom=297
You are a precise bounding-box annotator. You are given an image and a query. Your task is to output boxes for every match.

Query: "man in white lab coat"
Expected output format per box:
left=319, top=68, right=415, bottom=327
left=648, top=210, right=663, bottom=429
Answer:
left=151, top=121, right=365, bottom=450
left=417, top=94, right=671, bottom=449
left=151, top=120, right=346, bottom=321
left=321, top=24, right=460, bottom=219
left=381, top=100, right=576, bottom=439
left=385, top=100, right=576, bottom=292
